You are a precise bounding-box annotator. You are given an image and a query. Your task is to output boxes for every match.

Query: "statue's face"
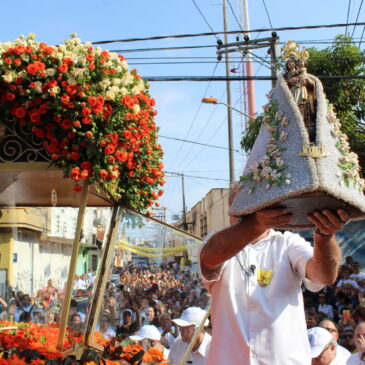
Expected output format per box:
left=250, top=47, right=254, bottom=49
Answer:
left=286, top=59, right=296, bottom=71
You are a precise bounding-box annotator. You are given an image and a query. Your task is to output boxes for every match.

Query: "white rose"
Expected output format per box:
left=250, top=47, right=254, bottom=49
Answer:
left=47, top=68, right=56, bottom=77
left=105, top=91, right=116, bottom=101
left=133, top=104, right=141, bottom=114
left=120, top=87, right=128, bottom=95
left=121, top=60, right=129, bottom=71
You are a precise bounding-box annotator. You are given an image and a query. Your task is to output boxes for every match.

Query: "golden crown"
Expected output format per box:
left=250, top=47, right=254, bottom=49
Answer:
left=281, top=41, right=309, bottom=62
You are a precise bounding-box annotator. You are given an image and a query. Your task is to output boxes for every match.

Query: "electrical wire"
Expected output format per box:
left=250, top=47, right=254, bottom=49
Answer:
left=351, top=0, right=364, bottom=37
left=158, top=135, right=243, bottom=154
left=166, top=61, right=220, bottom=173
left=92, top=21, right=365, bottom=45
left=262, top=0, right=274, bottom=29
left=227, top=0, right=245, bottom=33
left=359, top=26, right=365, bottom=47
left=164, top=171, right=230, bottom=182
left=191, top=0, right=219, bottom=40
left=346, top=0, right=352, bottom=35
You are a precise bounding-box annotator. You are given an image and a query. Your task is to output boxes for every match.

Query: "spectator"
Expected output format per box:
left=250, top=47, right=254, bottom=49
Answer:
left=347, top=322, right=365, bottom=364
left=13, top=294, right=34, bottom=322
left=130, top=325, right=168, bottom=358
left=336, top=267, right=359, bottom=295
left=116, top=309, right=140, bottom=338
left=42, top=279, right=58, bottom=308
left=168, top=307, right=211, bottom=365
left=141, top=306, right=159, bottom=327
left=339, top=326, right=355, bottom=353
left=307, top=327, right=337, bottom=364
left=69, top=313, right=83, bottom=331
left=96, top=312, right=116, bottom=339
left=319, top=318, right=351, bottom=362
left=158, top=312, right=178, bottom=349
left=318, top=294, right=334, bottom=319
left=350, top=262, right=365, bottom=284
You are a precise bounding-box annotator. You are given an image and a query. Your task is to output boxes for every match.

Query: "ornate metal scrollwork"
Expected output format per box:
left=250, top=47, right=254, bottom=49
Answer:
left=0, top=116, right=51, bottom=163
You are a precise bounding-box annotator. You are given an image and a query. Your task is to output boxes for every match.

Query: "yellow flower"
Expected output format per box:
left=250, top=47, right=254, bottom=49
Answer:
left=257, top=268, right=273, bottom=287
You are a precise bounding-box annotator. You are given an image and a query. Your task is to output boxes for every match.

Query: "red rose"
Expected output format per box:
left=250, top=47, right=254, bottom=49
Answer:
left=70, top=152, right=80, bottom=161
left=87, top=96, right=97, bottom=106
left=73, top=121, right=81, bottom=128
left=27, top=64, right=38, bottom=75
left=6, top=93, right=15, bottom=101
left=14, top=107, right=26, bottom=119
left=61, top=119, right=72, bottom=129
left=93, top=104, right=103, bottom=114
left=57, top=64, right=68, bottom=73
left=82, top=117, right=92, bottom=125
left=105, top=144, right=115, bottom=155
left=99, top=169, right=108, bottom=178
left=80, top=161, right=92, bottom=170
left=71, top=167, right=80, bottom=179
left=85, top=131, right=93, bottom=138
left=82, top=107, right=91, bottom=117
left=115, top=150, right=127, bottom=162
left=88, top=64, right=95, bottom=70
left=80, top=170, right=89, bottom=180
left=73, top=184, right=83, bottom=192
left=60, top=94, right=70, bottom=104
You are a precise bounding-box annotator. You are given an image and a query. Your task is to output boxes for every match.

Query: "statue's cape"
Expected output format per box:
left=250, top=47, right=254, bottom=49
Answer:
left=230, top=74, right=365, bottom=229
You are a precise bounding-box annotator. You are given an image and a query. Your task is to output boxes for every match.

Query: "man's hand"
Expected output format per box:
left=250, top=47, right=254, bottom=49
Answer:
left=307, top=208, right=348, bottom=236
left=254, top=208, right=293, bottom=230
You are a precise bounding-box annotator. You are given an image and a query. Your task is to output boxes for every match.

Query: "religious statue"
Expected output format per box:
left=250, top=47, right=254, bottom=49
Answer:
left=283, top=46, right=317, bottom=142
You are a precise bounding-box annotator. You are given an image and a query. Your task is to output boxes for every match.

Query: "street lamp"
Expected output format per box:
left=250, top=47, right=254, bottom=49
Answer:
left=201, top=97, right=252, bottom=119
left=201, top=97, right=253, bottom=184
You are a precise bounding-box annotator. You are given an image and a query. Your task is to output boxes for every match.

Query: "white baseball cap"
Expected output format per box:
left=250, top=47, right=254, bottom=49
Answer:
left=173, top=307, right=208, bottom=327
left=129, top=325, right=161, bottom=341
left=307, top=327, right=333, bottom=358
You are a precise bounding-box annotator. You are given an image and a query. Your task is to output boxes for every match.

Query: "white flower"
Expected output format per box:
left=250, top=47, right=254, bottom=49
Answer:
left=286, top=174, right=291, bottom=179
left=27, top=33, right=36, bottom=40
left=133, top=104, right=141, bottom=114
left=279, top=131, right=288, bottom=142
left=267, top=126, right=277, bottom=134
left=266, top=143, right=276, bottom=152
left=49, top=86, right=60, bottom=95
left=34, top=81, right=42, bottom=93
left=270, top=170, right=281, bottom=181
left=112, top=78, right=122, bottom=86
left=248, top=188, right=254, bottom=195
left=281, top=116, right=289, bottom=127
left=261, top=155, right=270, bottom=165
left=265, top=183, right=271, bottom=190
left=120, top=87, right=128, bottom=96
left=285, top=179, right=291, bottom=185
left=275, top=111, right=283, bottom=121
left=261, top=166, right=272, bottom=179
left=121, top=73, right=134, bottom=86
left=46, top=68, right=56, bottom=77
left=105, top=90, right=116, bottom=101
left=2, top=71, right=14, bottom=83
left=275, top=157, right=284, bottom=167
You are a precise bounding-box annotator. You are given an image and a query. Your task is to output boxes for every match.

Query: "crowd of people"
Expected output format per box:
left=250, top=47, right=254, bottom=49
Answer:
left=1, top=252, right=365, bottom=364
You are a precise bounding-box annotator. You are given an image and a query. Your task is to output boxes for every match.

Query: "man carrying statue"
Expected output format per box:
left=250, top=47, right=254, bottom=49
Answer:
left=198, top=40, right=365, bottom=364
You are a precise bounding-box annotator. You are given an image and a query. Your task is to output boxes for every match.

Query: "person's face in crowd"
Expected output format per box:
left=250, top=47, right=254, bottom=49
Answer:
left=47, top=279, right=53, bottom=287
left=179, top=325, right=195, bottom=344
left=342, top=269, right=350, bottom=279
left=141, top=298, right=149, bottom=309
left=352, top=263, right=360, bottom=274
left=70, top=314, right=81, bottom=327
left=318, top=295, right=327, bottom=304
left=306, top=315, right=317, bottom=329
left=346, top=256, right=353, bottom=265
left=123, top=312, right=132, bottom=325
left=311, top=342, right=336, bottom=365
left=354, top=323, right=365, bottom=352
left=319, top=320, right=339, bottom=341
left=100, top=315, right=110, bottom=332
left=145, top=307, right=155, bottom=321
left=342, top=285, right=353, bottom=296
left=340, top=330, right=355, bottom=351
left=159, top=314, right=172, bottom=330
left=21, top=295, right=32, bottom=307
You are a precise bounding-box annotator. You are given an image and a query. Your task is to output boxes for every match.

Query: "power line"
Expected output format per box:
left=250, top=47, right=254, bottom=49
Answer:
left=346, top=0, right=352, bottom=36
left=164, top=171, right=230, bottom=182
left=359, top=26, right=365, bottom=47
left=351, top=0, right=364, bottom=37
left=158, top=135, right=243, bottom=154
left=145, top=75, right=365, bottom=82
left=262, top=0, right=273, bottom=29
left=166, top=62, right=220, bottom=174
left=191, top=0, right=219, bottom=40
left=92, top=21, right=365, bottom=45
left=110, top=45, right=216, bottom=53
left=227, top=0, right=245, bottom=33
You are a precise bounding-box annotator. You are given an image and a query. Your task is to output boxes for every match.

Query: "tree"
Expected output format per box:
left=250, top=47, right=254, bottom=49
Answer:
left=241, top=35, right=365, bottom=171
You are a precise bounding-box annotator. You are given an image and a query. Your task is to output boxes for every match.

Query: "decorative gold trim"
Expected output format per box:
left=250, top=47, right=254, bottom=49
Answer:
left=299, top=143, right=328, bottom=158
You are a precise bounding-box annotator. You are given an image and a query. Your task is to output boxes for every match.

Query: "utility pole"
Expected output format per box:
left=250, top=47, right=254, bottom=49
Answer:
left=222, top=0, right=235, bottom=185
left=241, top=0, right=256, bottom=122
left=269, top=32, right=280, bottom=88
left=181, top=173, right=187, bottom=230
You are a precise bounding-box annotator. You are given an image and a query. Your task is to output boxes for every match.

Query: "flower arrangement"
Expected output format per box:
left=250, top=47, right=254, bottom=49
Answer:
left=0, top=34, right=165, bottom=211
left=240, top=95, right=291, bottom=192
left=0, top=321, right=166, bottom=364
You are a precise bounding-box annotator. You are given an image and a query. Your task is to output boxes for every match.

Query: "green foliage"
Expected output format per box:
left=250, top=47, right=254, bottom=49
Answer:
left=240, top=35, right=365, bottom=172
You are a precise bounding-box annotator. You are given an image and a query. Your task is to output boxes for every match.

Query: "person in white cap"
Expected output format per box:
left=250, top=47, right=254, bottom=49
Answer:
left=308, top=327, right=338, bottom=364
left=199, top=187, right=348, bottom=364
left=347, top=321, right=365, bottom=365
left=130, top=324, right=168, bottom=359
left=168, top=307, right=211, bottom=365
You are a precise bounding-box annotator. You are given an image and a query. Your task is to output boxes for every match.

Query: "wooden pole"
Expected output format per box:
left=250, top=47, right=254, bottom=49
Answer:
left=57, top=181, right=89, bottom=351
left=178, top=305, right=211, bottom=365
left=83, top=204, right=121, bottom=347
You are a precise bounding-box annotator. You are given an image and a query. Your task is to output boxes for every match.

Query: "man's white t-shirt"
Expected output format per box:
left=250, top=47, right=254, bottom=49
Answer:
left=199, top=229, right=323, bottom=365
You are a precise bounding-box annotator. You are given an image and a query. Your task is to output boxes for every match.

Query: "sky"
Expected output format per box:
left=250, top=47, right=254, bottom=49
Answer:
left=1, top=0, right=364, bottom=222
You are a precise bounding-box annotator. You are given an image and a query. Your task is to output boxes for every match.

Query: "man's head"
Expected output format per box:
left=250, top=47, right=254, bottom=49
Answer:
left=339, top=326, right=355, bottom=352
left=145, top=307, right=155, bottom=322
left=308, top=327, right=336, bottom=365
left=319, top=319, right=339, bottom=341
left=158, top=312, right=172, bottom=331
left=123, top=309, right=133, bottom=324
left=354, top=321, right=365, bottom=353
left=173, top=307, right=207, bottom=344
left=20, top=294, right=32, bottom=307
left=318, top=294, right=327, bottom=304
left=352, top=262, right=360, bottom=274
